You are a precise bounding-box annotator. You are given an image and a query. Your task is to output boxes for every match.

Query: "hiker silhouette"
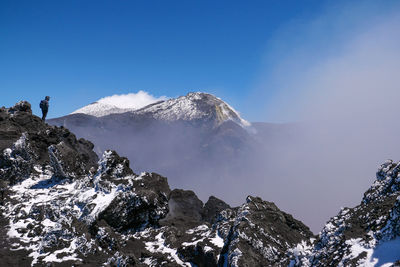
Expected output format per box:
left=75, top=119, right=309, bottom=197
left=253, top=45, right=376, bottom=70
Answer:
left=40, top=96, right=50, bottom=121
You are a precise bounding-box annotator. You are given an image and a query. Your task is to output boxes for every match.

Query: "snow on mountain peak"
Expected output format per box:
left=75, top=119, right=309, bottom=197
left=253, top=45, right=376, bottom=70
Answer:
left=133, top=92, right=252, bottom=128
left=70, top=91, right=251, bottom=128
left=71, top=91, right=168, bottom=117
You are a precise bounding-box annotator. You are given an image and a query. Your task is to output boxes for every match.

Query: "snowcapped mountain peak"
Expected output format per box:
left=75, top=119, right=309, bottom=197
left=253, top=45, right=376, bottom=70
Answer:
left=133, top=92, right=252, bottom=128
left=70, top=91, right=251, bottom=128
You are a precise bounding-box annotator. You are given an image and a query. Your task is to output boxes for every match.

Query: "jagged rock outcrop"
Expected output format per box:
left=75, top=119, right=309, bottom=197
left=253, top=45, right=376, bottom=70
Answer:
left=161, top=189, right=205, bottom=227
left=0, top=101, right=314, bottom=266
left=202, top=196, right=231, bottom=224
left=0, top=101, right=98, bottom=185
left=216, top=196, right=314, bottom=267
left=97, top=152, right=171, bottom=231
left=289, top=160, right=400, bottom=266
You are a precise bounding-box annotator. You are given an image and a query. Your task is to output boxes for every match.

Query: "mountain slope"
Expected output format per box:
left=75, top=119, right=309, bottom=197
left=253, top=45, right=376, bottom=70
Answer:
left=49, top=92, right=257, bottom=204
left=71, top=92, right=251, bottom=128
left=131, top=92, right=251, bottom=128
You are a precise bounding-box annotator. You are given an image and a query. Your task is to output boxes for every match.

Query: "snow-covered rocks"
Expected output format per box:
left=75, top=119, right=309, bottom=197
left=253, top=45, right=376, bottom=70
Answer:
left=292, top=160, right=400, bottom=266
left=0, top=143, right=171, bottom=265
left=98, top=171, right=171, bottom=231
left=217, top=196, right=314, bottom=266
left=5, top=101, right=32, bottom=114
left=0, top=104, right=98, bottom=181
left=0, top=133, right=33, bottom=186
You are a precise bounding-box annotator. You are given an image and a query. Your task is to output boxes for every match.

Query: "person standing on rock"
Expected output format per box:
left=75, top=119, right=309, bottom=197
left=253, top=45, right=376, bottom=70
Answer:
left=40, top=96, right=50, bottom=121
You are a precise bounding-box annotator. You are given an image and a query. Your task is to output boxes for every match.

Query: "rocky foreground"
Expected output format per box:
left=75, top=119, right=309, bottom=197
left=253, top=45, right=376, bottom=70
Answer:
left=1, top=101, right=400, bottom=266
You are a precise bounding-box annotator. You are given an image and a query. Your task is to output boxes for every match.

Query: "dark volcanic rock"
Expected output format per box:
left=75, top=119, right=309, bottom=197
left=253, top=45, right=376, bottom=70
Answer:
left=202, top=196, right=230, bottom=224
left=0, top=102, right=98, bottom=187
left=297, top=160, right=400, bottom=266
left=178, top=245, right=218, bottom=267
left=99, top=170, right=171, bottom=231
left=0, top=133, right=33, bottom=186
left=217, top=196, right=314, bottom=267
left=96, top=150, right=135, bottom=180
left=160, top=189, right=204, bottom=228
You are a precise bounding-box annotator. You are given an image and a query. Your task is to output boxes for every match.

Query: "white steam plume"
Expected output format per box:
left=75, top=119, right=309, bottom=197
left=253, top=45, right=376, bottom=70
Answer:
left=98, top=91, right=168, bottom=110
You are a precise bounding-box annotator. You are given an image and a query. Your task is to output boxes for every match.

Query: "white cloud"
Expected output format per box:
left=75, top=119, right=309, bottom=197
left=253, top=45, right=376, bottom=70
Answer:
left=97, top=91, right=168, bottom=110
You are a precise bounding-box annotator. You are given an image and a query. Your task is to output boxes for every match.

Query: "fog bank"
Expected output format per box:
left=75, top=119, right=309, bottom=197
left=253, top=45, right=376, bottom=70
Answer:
left=246, top=3, right=400, bottom=232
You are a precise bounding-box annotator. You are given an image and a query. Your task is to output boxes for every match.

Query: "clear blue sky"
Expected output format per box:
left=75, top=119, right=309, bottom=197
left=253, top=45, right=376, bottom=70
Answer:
left=1, top=0, right=398, bottom=121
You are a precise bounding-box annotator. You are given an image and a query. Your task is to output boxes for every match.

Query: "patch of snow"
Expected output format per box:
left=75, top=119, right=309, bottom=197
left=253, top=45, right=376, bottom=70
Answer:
left=14, top=133, right=27, bottom=149
left=76, top=186, right=119, bottom=221
left=2, top=150, right=134, bottom=265
left=143, top=257, right=155, bottom=265
left=42, top=241, right=81, bottom=263
left=145, top=232, right=191, bottom=266
left=41, top=219, right=57, bottom=228
left=185, top=224, right=209, bottom=234
left=340, top=237, right=400, bottom=266
left=210, top=232, right=224, bottom=248
left=204, top=246, right=213, bottom=252
left=182, top=238, right=206, bottom=247
left=3, top=148, right=12, bottom=157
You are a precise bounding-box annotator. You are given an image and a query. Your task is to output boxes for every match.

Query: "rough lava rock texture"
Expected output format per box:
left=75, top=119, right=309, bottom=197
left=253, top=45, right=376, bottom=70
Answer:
left=216, top=196, right=314, bottom=267
left=0, top=102, right=98, bottom=186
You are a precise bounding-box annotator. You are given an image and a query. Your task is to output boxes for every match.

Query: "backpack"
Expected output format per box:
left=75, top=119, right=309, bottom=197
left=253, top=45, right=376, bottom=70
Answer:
left=40, top=100, right=47, bottom=110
